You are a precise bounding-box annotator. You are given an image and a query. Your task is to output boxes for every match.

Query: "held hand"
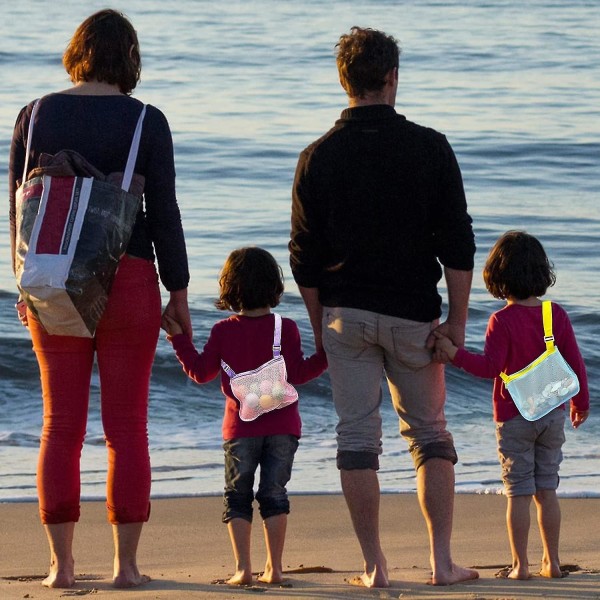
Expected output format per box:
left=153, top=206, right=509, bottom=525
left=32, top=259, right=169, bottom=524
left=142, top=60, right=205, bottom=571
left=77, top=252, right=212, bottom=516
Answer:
left=162, top=289, right=193, bottom=340
left=15, top=299, right=28, bottom=328
left=161, top=313, right=184, bottom=337
left=432, top=330, right=458, bottom=362
left=426, top=321, right=464, bottom=363
left=571, top=407, right=589, bottom=429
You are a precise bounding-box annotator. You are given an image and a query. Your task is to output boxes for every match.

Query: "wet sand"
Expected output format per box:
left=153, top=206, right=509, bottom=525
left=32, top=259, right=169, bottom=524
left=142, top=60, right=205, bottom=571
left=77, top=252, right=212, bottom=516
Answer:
left=1, top=493, right=598, bottom=599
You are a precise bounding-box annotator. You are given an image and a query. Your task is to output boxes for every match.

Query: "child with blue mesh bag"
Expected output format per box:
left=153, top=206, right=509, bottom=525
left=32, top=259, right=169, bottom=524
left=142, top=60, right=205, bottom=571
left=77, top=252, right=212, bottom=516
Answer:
left=434, top=231, right=589, bottom=580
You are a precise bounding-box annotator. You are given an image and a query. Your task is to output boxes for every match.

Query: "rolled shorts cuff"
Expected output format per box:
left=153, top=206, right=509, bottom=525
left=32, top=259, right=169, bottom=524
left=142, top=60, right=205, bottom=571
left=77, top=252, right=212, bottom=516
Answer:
left=108, top=501, right=151, bottom=525
left=259, top=503, right=290, bottom=521
left=337, top=450, right=380, bottom=471
left=222, top=510, right=253, bottom=524
left=39, top=505, right=81, bottom=525
left=410, top=440, right=458, bottom=470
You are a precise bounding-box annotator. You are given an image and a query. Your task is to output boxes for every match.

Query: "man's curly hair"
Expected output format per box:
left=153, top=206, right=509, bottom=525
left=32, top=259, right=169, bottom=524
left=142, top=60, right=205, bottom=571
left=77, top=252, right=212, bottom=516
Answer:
left=336, top=27, right=400, bottom=98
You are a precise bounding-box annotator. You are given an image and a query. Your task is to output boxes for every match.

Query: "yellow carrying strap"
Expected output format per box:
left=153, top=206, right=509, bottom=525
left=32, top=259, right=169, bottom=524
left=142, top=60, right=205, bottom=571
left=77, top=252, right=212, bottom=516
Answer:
left=499, top=300, right=555, bottom=384
left=542, top=300, right=555, bottom=352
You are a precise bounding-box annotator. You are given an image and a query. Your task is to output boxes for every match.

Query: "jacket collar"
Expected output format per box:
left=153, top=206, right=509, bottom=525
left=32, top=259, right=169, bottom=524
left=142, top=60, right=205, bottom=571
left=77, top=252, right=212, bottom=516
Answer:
left=338, top=104, right=401, bottom=122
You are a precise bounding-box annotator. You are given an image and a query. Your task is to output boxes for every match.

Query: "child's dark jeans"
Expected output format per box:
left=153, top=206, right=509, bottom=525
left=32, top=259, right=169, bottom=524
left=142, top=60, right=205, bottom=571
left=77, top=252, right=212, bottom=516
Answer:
left=222, top=434, right=299, bottom=523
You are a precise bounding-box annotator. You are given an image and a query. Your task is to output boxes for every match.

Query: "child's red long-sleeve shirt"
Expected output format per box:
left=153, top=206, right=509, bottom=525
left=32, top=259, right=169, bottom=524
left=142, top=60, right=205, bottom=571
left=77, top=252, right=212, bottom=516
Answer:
left=453, top=302, right=589, bottom=422
left=169, top=313, right=327, bottom=439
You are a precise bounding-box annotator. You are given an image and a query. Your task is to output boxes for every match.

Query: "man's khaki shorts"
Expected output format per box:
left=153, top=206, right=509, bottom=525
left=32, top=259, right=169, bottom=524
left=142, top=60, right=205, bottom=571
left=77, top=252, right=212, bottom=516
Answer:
left=322, top=306, right=456, bottom=471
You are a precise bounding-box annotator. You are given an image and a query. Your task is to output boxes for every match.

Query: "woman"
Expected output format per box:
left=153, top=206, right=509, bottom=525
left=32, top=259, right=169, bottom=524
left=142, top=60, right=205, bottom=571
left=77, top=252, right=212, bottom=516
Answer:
left=8, top=9, right=192, bottom=589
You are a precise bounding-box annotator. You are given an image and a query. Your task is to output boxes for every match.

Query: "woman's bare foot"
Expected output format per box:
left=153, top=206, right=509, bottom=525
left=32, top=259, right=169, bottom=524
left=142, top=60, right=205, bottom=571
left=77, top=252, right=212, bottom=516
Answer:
left=112, top=522, right=150, bottom=588
left=42, top=523, right=76, bottom=588
left=42, top=558, right=75, bottom=588
left=226, top=569, right=253, bottom=585
left=113, top=565, right=151, bottom=588
left=430, top=563, right=479, bottom=586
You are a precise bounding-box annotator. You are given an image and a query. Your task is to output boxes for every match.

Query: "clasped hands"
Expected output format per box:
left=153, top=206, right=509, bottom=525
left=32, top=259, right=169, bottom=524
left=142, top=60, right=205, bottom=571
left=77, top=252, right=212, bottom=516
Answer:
left=426, top=321, right=462, bottom=364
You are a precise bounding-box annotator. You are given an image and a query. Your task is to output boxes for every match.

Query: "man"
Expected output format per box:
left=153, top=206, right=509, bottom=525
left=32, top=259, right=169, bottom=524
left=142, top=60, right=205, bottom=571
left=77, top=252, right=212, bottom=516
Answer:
left=289, top=27, right=478, bottom=587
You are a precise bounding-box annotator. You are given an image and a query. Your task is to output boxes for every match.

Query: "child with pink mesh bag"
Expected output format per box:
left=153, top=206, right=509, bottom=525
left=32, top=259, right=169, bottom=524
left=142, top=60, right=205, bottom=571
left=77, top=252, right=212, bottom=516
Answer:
left=163, top=246, right=327, bottom=586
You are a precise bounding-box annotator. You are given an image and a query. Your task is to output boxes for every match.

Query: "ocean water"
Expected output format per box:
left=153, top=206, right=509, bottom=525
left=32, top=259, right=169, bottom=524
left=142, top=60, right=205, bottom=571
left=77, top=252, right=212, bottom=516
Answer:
left=0, top=0, right=598, bottom=503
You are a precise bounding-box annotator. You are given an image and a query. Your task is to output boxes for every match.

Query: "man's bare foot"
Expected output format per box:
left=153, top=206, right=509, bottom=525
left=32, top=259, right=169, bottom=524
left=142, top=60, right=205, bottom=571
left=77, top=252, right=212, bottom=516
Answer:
left=508, top=567, right=531, bottom=580
left=42, top=560, right=75, bottom=588
left=348, top=564, right=389, bottom=588
left=430, top=563, right=479, bottom=586
left=494, top=565, right=530, bottom=580
left=113, top=566, right=151, bottom=589
left=226, top=570, right=253, bottom=585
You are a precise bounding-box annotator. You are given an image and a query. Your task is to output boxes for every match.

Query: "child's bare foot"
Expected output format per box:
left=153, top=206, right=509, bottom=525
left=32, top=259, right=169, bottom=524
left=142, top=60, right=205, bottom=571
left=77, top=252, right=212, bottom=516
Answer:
left=258, top=568, right=284, bottom=584
left=226, top=570, right=253, bottom=585
left=42, top=559, right=75, bottom=588
left=430, top=563, right=479, bottom=585
left=539, top=562, right=568, bottom=578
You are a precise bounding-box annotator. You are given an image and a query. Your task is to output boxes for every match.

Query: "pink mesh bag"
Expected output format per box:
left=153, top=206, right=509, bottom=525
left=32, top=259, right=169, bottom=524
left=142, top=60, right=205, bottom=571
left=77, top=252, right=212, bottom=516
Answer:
left=221, top=313, right=298, bottom=421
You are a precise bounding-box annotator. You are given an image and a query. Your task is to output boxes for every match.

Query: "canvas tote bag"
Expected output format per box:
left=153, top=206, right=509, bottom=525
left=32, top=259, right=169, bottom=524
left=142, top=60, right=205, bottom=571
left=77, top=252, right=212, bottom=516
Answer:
left=14, top=100, right=146, bottom=337
left=500, top=301, right=580, bottom=421
left=221, top=313, right=299, bottom=422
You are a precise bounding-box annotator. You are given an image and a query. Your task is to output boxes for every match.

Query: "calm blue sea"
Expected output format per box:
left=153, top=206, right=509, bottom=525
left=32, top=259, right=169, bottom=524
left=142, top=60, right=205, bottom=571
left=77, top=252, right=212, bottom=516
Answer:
left=0, top=0, right=598, bottom=503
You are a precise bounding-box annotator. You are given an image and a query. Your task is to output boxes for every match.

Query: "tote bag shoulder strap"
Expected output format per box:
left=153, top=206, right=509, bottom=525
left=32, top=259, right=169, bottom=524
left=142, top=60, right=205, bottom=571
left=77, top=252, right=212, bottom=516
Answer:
left=122, top=105, right=146, bottom=192
left=20, top=98, right=146, bottom=192
left=21, top=100, right=41, bottom=182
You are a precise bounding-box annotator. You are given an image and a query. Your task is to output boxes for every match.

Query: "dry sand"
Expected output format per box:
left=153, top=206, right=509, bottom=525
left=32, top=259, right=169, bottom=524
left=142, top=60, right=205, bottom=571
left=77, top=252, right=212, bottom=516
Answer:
left=1, top=493, right=598, bottom=599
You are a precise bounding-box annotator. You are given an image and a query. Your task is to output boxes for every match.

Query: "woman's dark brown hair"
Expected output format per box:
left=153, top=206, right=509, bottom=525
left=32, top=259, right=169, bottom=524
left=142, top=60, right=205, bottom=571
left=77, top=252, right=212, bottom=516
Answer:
left=483, top=230, right=556, bottom=300
left=63, top=9, right=141, bottom=95
left=215, top=247, right=284, bottom=313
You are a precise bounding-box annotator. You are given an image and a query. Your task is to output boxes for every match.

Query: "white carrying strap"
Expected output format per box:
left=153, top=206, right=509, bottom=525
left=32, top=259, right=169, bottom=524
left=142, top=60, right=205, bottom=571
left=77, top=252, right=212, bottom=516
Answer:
left=221, top=313, right=282, bottom=377
left=121, top=105, right=146, bottom=191
left=20, top=101, right=40, bottom=183
left=21, top=99, right=146, bottom=192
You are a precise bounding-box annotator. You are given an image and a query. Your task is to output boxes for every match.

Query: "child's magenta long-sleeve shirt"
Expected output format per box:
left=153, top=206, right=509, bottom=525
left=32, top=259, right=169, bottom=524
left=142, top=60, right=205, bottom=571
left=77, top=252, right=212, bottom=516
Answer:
left=453, top=302, right=589, bottom=422
left=169, top=313, right=327, bottom=439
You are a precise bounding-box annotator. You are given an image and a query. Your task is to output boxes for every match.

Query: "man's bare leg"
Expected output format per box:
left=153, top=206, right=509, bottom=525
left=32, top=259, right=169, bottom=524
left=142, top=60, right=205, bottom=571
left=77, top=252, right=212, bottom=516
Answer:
left=42, top=522, right=76, bottom=588
left=112, top=522, right=151, bottom=588
left=340, top=468, right=389, bottom=588
left=258, top=514, right=287, bottom=583
left=417, top=458, right=479, bottom=585
left=226, top=518, right=253, bottom=585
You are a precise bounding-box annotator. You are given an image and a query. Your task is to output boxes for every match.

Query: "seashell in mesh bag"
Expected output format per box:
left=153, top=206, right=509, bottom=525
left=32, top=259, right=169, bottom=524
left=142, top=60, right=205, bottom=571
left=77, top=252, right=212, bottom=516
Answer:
left=221, top=313, right=298, bottom=422
left=230, top=356, right=298, bottom=421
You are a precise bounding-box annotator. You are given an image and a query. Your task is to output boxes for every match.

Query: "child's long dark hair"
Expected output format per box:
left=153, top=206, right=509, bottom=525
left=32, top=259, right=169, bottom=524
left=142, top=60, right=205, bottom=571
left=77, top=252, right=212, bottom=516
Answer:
left=483, top=230, right=556, bottom=300
left=215, top=247, right=284, bottom=312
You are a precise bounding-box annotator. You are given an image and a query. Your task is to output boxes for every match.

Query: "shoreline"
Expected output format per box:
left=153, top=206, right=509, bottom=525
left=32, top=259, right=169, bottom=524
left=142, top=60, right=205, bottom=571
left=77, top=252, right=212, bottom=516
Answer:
left=2, top=494, right=599, bottom=599
left=4, top=487, right=600, bottom=505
